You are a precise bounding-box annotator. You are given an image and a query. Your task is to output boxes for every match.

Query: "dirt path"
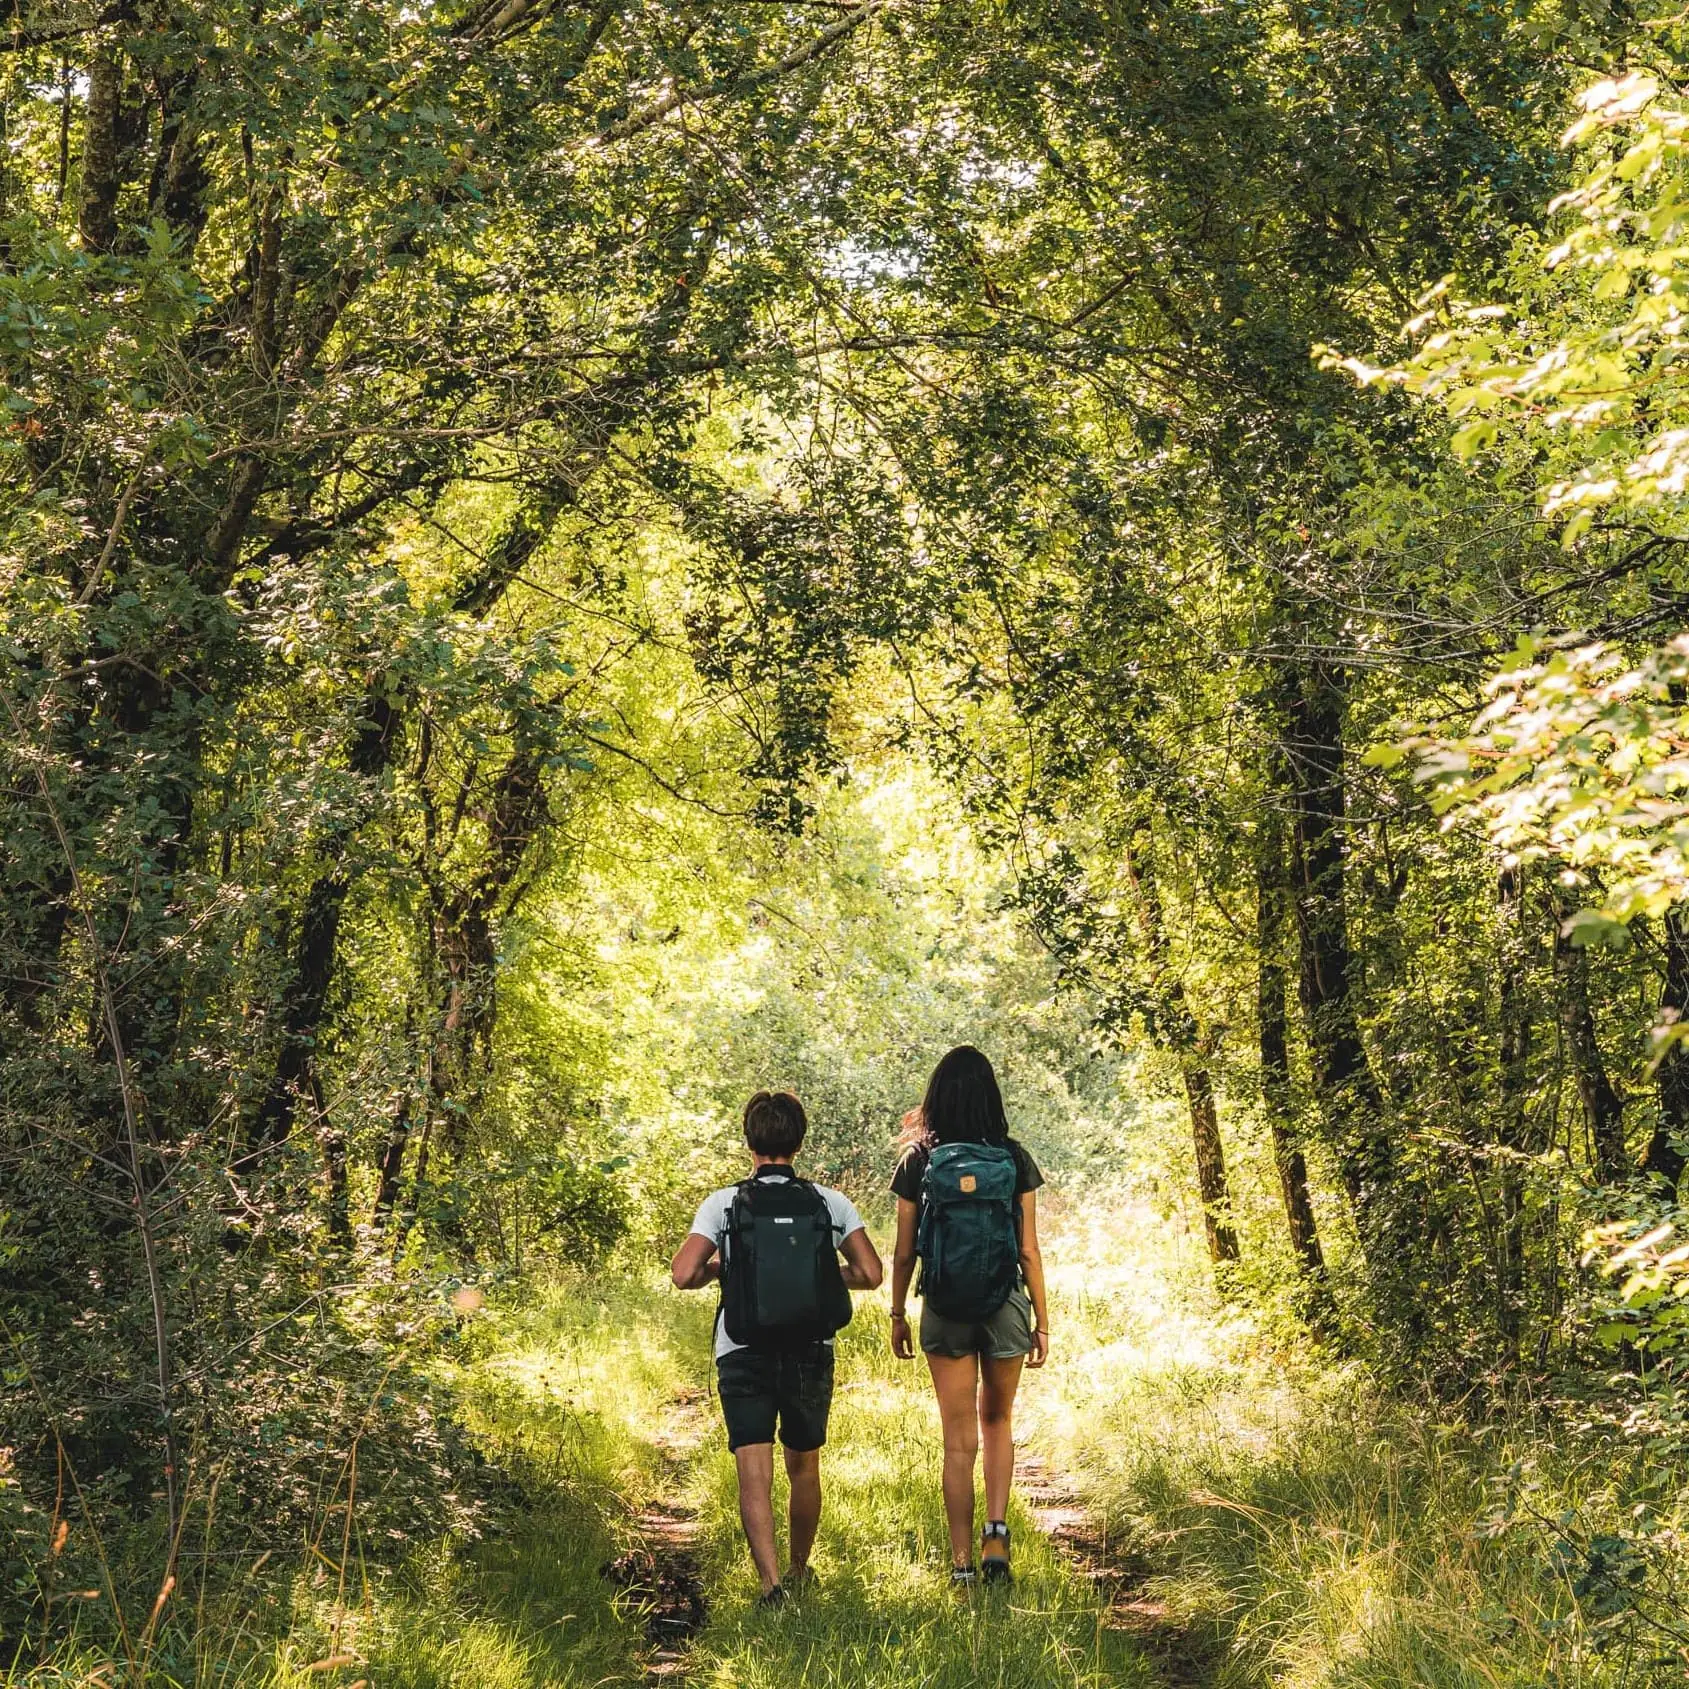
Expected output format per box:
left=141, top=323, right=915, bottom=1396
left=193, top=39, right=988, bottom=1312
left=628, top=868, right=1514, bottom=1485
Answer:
left=603, top=1386, right=1211, bottom=1683
left=1017, top=1450, right=1217, bottom=1687
left=602, top=1387, right=711, bottom=1683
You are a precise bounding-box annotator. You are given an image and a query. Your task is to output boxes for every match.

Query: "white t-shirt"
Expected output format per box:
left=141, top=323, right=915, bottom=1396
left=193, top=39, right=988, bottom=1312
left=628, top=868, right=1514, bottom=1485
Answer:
left=690, top=1169, right=866, bottom=1359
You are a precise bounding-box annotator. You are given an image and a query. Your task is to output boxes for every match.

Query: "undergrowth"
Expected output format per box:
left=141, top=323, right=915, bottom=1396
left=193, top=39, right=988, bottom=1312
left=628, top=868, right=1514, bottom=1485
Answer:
left=1039, top=1198, right=1689, bottom=1688
left=12, top=1199, right=1689, bottom=1687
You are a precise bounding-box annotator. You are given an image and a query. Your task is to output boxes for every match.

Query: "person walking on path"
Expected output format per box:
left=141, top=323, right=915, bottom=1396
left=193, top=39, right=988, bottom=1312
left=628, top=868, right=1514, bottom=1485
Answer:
left=889, top=1045, right=1050, bottom=1588
left=671, top=1090, right=883, bottom=1607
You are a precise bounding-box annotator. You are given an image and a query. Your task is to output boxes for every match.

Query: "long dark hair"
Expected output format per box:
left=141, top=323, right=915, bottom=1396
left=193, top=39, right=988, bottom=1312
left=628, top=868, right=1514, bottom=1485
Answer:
left=899, top=1045, right=1008, bottom=1152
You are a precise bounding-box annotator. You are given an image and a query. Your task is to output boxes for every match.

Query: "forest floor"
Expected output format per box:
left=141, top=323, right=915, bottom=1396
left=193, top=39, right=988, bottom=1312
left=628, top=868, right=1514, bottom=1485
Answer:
left=446, top=1252, right=1166, bottom=1689
left=313, top=1193, right=1464, bottom=1689
left=93, top=1193, right=1661, bottom=1689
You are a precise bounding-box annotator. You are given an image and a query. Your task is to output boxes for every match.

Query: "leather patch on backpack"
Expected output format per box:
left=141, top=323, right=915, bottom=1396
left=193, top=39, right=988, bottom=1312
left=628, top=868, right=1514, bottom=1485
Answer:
left=960, top=1174, right=977, bottom=1193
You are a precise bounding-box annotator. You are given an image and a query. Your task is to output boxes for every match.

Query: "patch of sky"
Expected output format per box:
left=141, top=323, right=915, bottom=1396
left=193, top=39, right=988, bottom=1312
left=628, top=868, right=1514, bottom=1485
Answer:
left=824, top=236, right=924, bottom=285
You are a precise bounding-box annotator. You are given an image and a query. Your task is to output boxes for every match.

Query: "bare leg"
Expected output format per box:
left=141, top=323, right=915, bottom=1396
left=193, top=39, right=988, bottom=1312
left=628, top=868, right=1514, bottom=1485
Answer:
left=734, top=1443, right=781, bottom=1594
left=785, top=1446, right=821, bottom=1576
left=927, top=1352, right=981, bottom=1567
left=979, top=1354, right=1024, bottom=1525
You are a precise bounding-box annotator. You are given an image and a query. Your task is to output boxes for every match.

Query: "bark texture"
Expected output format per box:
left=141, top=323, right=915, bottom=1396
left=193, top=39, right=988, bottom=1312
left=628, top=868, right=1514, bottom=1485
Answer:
left=1283, top=661, right=1391, bottom=1227
left=1644, top=905, right=1689, bottom=1191
left=1555, top=921, right=1627, bottom=1185
left=1257, top=800, right=1326, bottom=1284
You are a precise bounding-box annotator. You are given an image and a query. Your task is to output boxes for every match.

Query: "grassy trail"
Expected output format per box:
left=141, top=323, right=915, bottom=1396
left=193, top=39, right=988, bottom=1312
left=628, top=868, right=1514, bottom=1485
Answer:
left=247, top=1194, right=1639, bottom=1689
left=17, top=1199, right=1669, bottom=1687
left=392, top=1193, right=1244, bottom=1689
left=457, top=1278, right=1166, bottom=1689
left=604, top=1384, right=709, bottom=1680
left=1015, top=1452, right=1214, bottom=1687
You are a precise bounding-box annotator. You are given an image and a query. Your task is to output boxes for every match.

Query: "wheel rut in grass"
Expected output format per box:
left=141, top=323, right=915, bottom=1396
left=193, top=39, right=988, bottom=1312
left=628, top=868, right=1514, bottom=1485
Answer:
left=602, top=1386, right=710, bottom=1682
left=1017, top=1450, right=1217, bottom=1687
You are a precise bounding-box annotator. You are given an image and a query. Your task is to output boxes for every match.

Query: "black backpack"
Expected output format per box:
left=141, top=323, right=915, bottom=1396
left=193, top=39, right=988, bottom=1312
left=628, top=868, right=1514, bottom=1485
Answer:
left=719, top=1169, right=853, bottom=1350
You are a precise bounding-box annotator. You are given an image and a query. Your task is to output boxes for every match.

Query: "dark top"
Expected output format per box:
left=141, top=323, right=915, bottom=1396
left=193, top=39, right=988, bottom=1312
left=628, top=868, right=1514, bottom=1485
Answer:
left=890, top=1137, right=1045, bottom=1203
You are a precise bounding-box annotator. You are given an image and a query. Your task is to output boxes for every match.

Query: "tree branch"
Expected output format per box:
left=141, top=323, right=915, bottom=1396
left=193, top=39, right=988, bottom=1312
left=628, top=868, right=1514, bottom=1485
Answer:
left=588, top=0, right=884, bottom=148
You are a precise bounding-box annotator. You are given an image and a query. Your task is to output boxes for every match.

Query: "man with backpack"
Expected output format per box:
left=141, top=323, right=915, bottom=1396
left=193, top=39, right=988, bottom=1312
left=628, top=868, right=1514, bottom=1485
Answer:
left=670, top=1090, right=883, bottom=1607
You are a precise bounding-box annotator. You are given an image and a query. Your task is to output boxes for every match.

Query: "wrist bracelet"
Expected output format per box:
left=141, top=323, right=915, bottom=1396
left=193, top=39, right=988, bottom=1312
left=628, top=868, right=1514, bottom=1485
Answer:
left=890, top=1309, right=907, bottom=1320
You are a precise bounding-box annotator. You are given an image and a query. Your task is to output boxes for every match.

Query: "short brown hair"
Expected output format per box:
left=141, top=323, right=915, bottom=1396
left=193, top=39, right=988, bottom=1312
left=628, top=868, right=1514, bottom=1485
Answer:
left=743, top=1090, right=807, bottom=1158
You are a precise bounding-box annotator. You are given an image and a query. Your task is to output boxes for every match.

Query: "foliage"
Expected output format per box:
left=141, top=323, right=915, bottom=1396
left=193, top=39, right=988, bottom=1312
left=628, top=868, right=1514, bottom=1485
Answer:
left=1374, top=635, right=1689, bottom=941
left=1337, top=67, right=1689, bottom=942
left=13, top=0, right=1689, bottom=1676
left=1338, top=72, right=1689, bottom=534
left=558, top=761, right=1144, bottom=1206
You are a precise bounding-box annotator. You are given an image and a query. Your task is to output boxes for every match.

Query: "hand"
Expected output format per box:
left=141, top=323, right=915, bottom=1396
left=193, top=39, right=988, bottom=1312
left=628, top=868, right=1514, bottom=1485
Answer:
left=890, top=1312, right=914, bottom=1361
left=1028, top=1328, right=1050, bottom=1368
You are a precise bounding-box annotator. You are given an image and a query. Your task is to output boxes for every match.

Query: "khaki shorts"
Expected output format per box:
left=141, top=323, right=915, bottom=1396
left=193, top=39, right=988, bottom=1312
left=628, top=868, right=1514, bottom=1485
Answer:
left=919, top=1286, right=1035, bottom=1359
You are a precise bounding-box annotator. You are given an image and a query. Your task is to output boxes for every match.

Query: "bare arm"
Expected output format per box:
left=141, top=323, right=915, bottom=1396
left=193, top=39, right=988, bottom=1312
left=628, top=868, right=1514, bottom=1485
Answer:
left=889, top=1197, right=918, bottom=1359
left=839, top=1225, right=883, bottom=1290
left=1019, top=1190, right=1050, bottom=1367
left=670, top=1233, right=719, bottom=1290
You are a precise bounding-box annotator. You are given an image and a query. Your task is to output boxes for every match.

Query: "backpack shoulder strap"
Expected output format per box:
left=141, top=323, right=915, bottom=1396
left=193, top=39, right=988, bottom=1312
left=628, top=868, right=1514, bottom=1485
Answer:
left=712, top=1186, right=751, bottom=1361
left=722, top=1179, right=757, bottom=1262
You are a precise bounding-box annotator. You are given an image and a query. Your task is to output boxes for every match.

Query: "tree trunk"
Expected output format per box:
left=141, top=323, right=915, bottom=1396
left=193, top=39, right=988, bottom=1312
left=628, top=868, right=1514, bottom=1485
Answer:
left=1283, top=661, right=1391, bottom=1225
left=243, top=695, right=397, bottom=1162
left=1257, top=800, right=1327, bottom=1286
left=1183, top=1062, right=1240, bottom=1266
left=1644, top=905, right=1689, bottom=1191
left=372, top=1088, right=414, bottom=1230
left=1495, top=865, right=1533, bottom=1353
left=1555, top=917, right=1627, bottom=1184
left=241, top=870, right=349, bottom=1170
left=145, top=68, right=209, bottom=249
left=426, top=738, right=550, bottom=1169
left=78, top=53, right=122, bottom=253
left=1124, top=838, right=1240, bottom=1273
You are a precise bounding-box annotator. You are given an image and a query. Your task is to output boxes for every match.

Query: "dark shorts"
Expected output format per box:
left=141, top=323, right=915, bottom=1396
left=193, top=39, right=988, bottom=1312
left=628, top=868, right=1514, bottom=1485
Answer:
left=716, top=1344, right=835, bottom=1452
left=920, top=1286, right=1035, bottom=1359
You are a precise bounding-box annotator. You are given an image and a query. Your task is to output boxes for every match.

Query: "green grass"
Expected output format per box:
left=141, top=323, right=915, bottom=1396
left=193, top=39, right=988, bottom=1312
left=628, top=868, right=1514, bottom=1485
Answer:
left=165, top=1260, right=1153, bottom=1689
left=676, top=1311, right=1154, bottom=1689
left=3, top=1285, right=686, bottom=1689
left=1031, top=1195, right=1687, bottom=1689
left=330, top=1279, right=703, bottom=1689
left=446, top=1267, right=1156, bottom=1689
left=17, top=1195, right=1687, bottom=1688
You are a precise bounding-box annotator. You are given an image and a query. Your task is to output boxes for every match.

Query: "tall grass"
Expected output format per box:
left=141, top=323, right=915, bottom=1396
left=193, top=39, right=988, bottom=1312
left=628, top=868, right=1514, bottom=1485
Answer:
left=1036, top=1194, right=1688, bottom=1688
left=16, top=1193, right=1684, bottom=1688
left=3, top=1281, right=684, bottom=1689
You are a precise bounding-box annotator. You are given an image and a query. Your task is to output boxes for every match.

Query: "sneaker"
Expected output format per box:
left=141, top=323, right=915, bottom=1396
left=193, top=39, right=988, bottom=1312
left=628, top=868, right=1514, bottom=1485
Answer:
left=785, top=1566, right=817, bottom=1595
left=949, top=1563, right=978, bottom=1590
left=981, top=1521, right=1012, bottom=1587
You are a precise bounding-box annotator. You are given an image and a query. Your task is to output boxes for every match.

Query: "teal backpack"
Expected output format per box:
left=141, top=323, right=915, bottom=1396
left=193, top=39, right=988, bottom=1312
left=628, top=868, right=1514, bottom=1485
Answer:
left=917, top=1141, right=1021, bottom=1321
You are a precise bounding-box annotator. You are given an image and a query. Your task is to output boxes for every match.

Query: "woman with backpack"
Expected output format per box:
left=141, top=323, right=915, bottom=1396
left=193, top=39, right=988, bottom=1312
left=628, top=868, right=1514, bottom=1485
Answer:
left=889, top=1045, right=1050, bottom=1588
